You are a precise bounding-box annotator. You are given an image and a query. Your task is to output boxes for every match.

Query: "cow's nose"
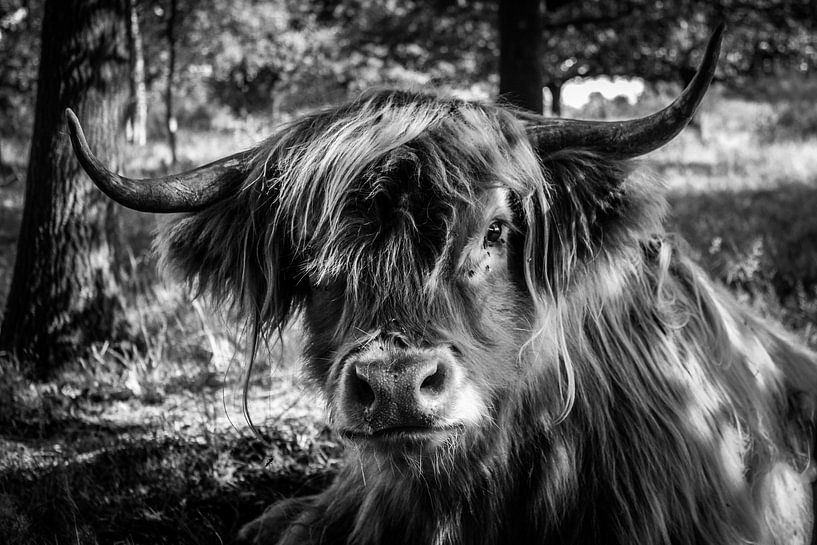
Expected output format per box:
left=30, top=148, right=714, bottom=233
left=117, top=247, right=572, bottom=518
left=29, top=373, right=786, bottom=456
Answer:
left=346, top=356, right=453, bottom=430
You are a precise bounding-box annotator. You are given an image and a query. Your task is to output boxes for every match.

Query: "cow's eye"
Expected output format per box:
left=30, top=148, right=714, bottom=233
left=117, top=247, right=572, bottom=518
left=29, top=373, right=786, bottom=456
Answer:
left=485, top=221, right=503, bottom=244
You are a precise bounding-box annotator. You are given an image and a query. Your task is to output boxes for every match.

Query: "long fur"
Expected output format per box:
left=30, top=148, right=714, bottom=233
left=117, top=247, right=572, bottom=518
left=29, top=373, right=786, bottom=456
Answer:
left=157, top=90, right=817, bottom=545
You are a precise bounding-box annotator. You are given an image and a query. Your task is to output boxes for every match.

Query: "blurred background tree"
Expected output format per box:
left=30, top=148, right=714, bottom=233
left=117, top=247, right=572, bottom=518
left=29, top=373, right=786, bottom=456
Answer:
left=536, top=0, right=817, bottom=115
left=126, top=0, right=148, bottom=145
left=1, top=0, right=816, bottom=141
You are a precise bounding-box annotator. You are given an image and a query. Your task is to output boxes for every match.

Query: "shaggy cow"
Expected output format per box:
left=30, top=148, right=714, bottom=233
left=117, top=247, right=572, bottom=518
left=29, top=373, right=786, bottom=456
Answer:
left=67, top=26, right=817, bottom=545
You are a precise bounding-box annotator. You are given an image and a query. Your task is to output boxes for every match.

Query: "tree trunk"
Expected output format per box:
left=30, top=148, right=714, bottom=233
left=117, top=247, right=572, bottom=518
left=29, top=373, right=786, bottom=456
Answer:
left=546, top=81, right=562, bottom=116
left=127, top=0, right=147, bottom=145
left=165, top=0, right=178, bottom=165
left=0, top=0, right=129, bottom=378
left=498, top=0, right=544, bottom=113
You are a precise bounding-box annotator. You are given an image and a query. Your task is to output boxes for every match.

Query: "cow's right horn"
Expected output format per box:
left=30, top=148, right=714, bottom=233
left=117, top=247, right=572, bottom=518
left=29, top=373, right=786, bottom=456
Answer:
left=65, top=108, right=249, bottom=213
left=522, top=23, right=724, bottom=158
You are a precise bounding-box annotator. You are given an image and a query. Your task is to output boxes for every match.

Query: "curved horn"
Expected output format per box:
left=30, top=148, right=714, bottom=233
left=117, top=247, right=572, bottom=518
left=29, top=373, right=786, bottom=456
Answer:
left=65, top=108, right=249, bottom=213
left=525, top=23, right=724, bottom=158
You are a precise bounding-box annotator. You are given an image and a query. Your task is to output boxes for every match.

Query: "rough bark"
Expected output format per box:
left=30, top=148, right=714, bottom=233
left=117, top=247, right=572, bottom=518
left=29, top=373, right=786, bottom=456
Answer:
left=165, top=0, right=178, bottom=165
left=0, top=0, right=130, bottom=378
left=127, top=0, right=147, bottom=145
left=498, top=0, right=544, bottom=113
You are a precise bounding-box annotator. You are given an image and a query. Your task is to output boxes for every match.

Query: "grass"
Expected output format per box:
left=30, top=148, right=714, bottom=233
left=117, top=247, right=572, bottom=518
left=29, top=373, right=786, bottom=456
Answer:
left=645, top=89, right=817, bottom=345
left=1, top=129, right=336, bottom=544
left=1, top=85, right=817, bottom=543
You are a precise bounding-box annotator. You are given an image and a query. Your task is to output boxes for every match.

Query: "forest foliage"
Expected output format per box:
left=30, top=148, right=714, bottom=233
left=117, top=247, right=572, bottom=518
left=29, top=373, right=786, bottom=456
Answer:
left=2, top=0, right=817, bottom=137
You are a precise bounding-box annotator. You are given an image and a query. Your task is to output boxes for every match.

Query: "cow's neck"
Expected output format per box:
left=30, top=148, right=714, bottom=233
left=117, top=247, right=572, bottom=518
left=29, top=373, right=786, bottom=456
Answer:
left=329, top=421, right=570, bottom=545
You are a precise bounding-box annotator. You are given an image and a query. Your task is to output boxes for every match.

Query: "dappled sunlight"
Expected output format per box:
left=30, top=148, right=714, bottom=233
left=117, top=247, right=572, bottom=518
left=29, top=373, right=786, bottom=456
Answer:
left=0, top=322, right=336, bottom=543
left=2, top=26, right=817, bottom=542
left=717, top=423, right=749, bottom=493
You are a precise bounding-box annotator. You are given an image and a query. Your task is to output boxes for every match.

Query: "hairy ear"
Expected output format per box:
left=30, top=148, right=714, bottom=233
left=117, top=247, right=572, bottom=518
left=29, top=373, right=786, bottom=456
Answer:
left=156, top=183, right=304, bottom=331
left=523, top=150, right=666, bottom=296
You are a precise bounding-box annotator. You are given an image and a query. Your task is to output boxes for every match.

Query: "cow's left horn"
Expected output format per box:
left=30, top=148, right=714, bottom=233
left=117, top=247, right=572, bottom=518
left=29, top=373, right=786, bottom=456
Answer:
left=65, top=109, right=249, bottom=213
left=524, top=23, right=724, bottom=158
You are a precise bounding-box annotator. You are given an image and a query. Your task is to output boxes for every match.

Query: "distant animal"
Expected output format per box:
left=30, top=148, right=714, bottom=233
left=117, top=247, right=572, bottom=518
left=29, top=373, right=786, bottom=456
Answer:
left=67, top=25, right=817, bottom=545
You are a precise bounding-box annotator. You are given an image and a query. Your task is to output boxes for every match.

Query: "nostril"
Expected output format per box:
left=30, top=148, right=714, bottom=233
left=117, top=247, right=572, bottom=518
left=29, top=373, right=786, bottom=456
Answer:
left=351, top=366, right=376, bottom=408
left=419, top=363, right=448, bottom=396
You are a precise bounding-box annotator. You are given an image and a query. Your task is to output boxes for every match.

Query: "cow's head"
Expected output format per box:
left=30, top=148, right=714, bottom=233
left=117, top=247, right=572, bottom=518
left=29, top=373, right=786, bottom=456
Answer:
left=67, top=28, right=722, bottom=463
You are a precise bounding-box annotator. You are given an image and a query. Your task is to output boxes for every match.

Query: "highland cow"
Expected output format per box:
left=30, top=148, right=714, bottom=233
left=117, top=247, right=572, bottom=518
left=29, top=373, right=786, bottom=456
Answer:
left=66, top=26, right=817, bottom=545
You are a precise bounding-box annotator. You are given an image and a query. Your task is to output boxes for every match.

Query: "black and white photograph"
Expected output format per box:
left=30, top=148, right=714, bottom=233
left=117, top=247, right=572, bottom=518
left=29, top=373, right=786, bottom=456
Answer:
left=2, top=1, right=817, bottom=543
